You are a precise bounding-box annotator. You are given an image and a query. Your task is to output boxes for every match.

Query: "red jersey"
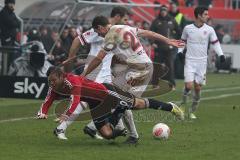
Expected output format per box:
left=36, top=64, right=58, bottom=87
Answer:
left=40, top=74, right=108, bottom=116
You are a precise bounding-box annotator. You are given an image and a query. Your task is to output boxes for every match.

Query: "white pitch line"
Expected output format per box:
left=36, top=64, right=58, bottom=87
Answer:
left=201, top=86, right=240, bottom=93
left=0, top=114, right=55, bottom=124
left=201, top=92, right=240, bottom=101
left=0, top=90, right=240, bottom=124
left=0, top=116, right=36, bottom=123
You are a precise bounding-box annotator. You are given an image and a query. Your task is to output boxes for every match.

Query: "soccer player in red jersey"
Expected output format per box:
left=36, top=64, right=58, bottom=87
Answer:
left=47, top=67, right=184, bottom=140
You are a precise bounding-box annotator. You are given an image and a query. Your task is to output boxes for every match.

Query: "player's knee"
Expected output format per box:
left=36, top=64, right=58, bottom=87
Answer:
left=185, top=83, right=193, bottom=90
left=124, top=109, right=133, bottom=117
left=134, top=98, right=146, bottom=109
left=194, top=84, right=201, bottom=92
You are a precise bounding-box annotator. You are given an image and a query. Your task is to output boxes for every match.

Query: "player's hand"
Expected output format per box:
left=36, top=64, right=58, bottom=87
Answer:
left=127, top=77, right=144, bottom=86
left=168, top=39, right=185, bottom=48
left=126, top=71, right=149, bottom=86
left=37, top=112, right=48, bottom=119
left=59, top=114, right=69, bottom=123
left=220, top=55, right=226, bottom=63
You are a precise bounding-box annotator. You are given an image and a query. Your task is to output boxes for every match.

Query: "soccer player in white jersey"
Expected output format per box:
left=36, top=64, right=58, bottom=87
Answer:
left=63, top=7, right=142, bottom=144
left=178, top=6, right=225, bottom=119
left=82, top=16, right=185, bottom=133
left=83, top=16, right=184, bottom=84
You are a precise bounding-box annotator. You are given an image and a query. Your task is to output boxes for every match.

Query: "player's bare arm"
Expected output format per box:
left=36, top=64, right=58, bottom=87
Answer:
left=137, top=29, right=185, bottom=48
left=62, top=37, right=86, bottom=72
left=82, top=49, right=107, bottom=76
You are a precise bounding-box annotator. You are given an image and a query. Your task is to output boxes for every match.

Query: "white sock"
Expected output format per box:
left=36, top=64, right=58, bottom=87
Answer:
left=190, top=90, right=201, bottom=113
left=86, top=121, right=97, bottom=131
left=182, top=87, right=191, bottom=104
left=115, top=118, right=125, bottom=130
left=122, top=110, right=139, bottom=138
left=57, top=102, right=83, bottom=131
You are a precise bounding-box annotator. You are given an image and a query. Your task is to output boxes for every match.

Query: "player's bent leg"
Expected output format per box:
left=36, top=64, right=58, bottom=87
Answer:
left=83, top=122, right=103, bottom=140
left=122, top=110, right=139, bottom=144
left=189, top=83, right=202, bottom=119
left=182, top=82, right=193, bottom=105
left=54, top=102, right=85, bottom=140
left=133, top=98, right=184, bottom=120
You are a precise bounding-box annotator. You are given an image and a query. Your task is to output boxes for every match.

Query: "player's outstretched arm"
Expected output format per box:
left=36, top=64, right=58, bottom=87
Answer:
left=137, top=29, right=185, bottom=48
left=82, top=49, right=106, bottom=76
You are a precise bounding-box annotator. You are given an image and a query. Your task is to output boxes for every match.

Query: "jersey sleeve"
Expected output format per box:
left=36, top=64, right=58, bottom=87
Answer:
left=39, top=87, right=57, bottom=114
left=128, top=26, right=138, bottom=36
left=77, top=28, right=104, bottom=45
left=209, top=27, right=219, bottom=44
left=181, top=26, right=188, bottom=41
left=64, top=95, right=81, bottom=116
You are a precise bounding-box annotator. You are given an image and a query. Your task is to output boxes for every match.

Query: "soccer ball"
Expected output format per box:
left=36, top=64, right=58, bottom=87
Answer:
left=152, top=123, right=170, bottom=139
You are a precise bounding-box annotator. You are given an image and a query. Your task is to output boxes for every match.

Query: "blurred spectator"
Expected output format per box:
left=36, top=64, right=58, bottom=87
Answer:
left=215, top=24, right=224, bottom=43
left=150, top=5, right=181, bottom=88
left=69, top=26, right=77, bottom=43
left=39, top=25, right=52, bottom=53
left=206, top=17, right=213, bottom=26
left=0, top=0, right=20, bottom=46
left=0, top=0, right=21, bottom=74
left=185, top=0, right=195, bottom=7
left=8, top=41, right=52, bottom=77
left=169, top=0, right=179, bottom=5
left=198, top=0, right=212, bottom=8
left=222, top=30, right=232, bottom=44
left=169, top=2, right=189, bottom=31
left=153, top=1, right=161, bottom=17
left=59, top=26, right=72, bottom=54
left=139, top=21, right=153, bottom=59
left=48, top=30, right=66, bottom=65
left=27, top=28, right=41, bottom=42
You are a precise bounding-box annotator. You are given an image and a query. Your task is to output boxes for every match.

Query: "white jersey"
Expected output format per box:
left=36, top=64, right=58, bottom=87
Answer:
left=181, top=23, right=219, bottom=62
left=77, top=28, right=113, bottom=83
left=102, top=25, right=153, bottom=96
left=102, top=25, right=152, bottom=65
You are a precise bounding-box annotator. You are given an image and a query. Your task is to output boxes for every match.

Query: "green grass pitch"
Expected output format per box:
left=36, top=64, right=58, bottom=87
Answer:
left=0, top=73, right=240, bottom=160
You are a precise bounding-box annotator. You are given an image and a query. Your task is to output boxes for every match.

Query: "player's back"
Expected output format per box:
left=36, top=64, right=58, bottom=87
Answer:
left=78, top=28, right=113, bottom=83
left=64, top=73, right=108, bottom=100
left=104, top=25, right=151, bottom=64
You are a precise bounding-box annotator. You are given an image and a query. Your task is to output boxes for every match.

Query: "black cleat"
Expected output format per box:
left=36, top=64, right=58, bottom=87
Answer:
left=53, top=128, right=68, bottom=140
left=113, top=128, right=128, bottom=137
left=119, top=128, right=128, bottom=137
left=124, top=136, right=139, bottom=144
left=83, top=126, right=97, bottom=138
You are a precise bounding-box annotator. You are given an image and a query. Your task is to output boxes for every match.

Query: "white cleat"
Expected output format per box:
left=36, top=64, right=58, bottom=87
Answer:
left=94, top=134, right=104, bottom=140
left=54, top=128, right=68, bottom=140
left=189, top=113, right=197, bottom=119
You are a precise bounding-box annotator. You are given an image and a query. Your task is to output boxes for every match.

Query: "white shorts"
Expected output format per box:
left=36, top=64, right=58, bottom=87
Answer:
left=184, top=60, right=207, bottom=85
left=112, top=63, right=153, bottom=97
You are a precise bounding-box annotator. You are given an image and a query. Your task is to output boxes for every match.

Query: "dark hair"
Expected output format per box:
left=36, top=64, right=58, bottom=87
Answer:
left=5, top=0, right=15, bottom=4
left=46, top=66, right=63, bottom=77
left=194, top=6, right=208, bottom=18
left=110, top=6, right=129, bottom=18
left=92, top=16, right=110, bottom=29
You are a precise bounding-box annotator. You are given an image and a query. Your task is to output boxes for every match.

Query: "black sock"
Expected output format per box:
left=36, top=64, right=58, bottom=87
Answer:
left=147, top=99, right=173, bottom=112
left=108, top=107, right=126, bottom=127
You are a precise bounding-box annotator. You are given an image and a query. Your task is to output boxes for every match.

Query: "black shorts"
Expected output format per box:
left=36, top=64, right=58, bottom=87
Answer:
left=82, top=83, right=135, bottom=130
